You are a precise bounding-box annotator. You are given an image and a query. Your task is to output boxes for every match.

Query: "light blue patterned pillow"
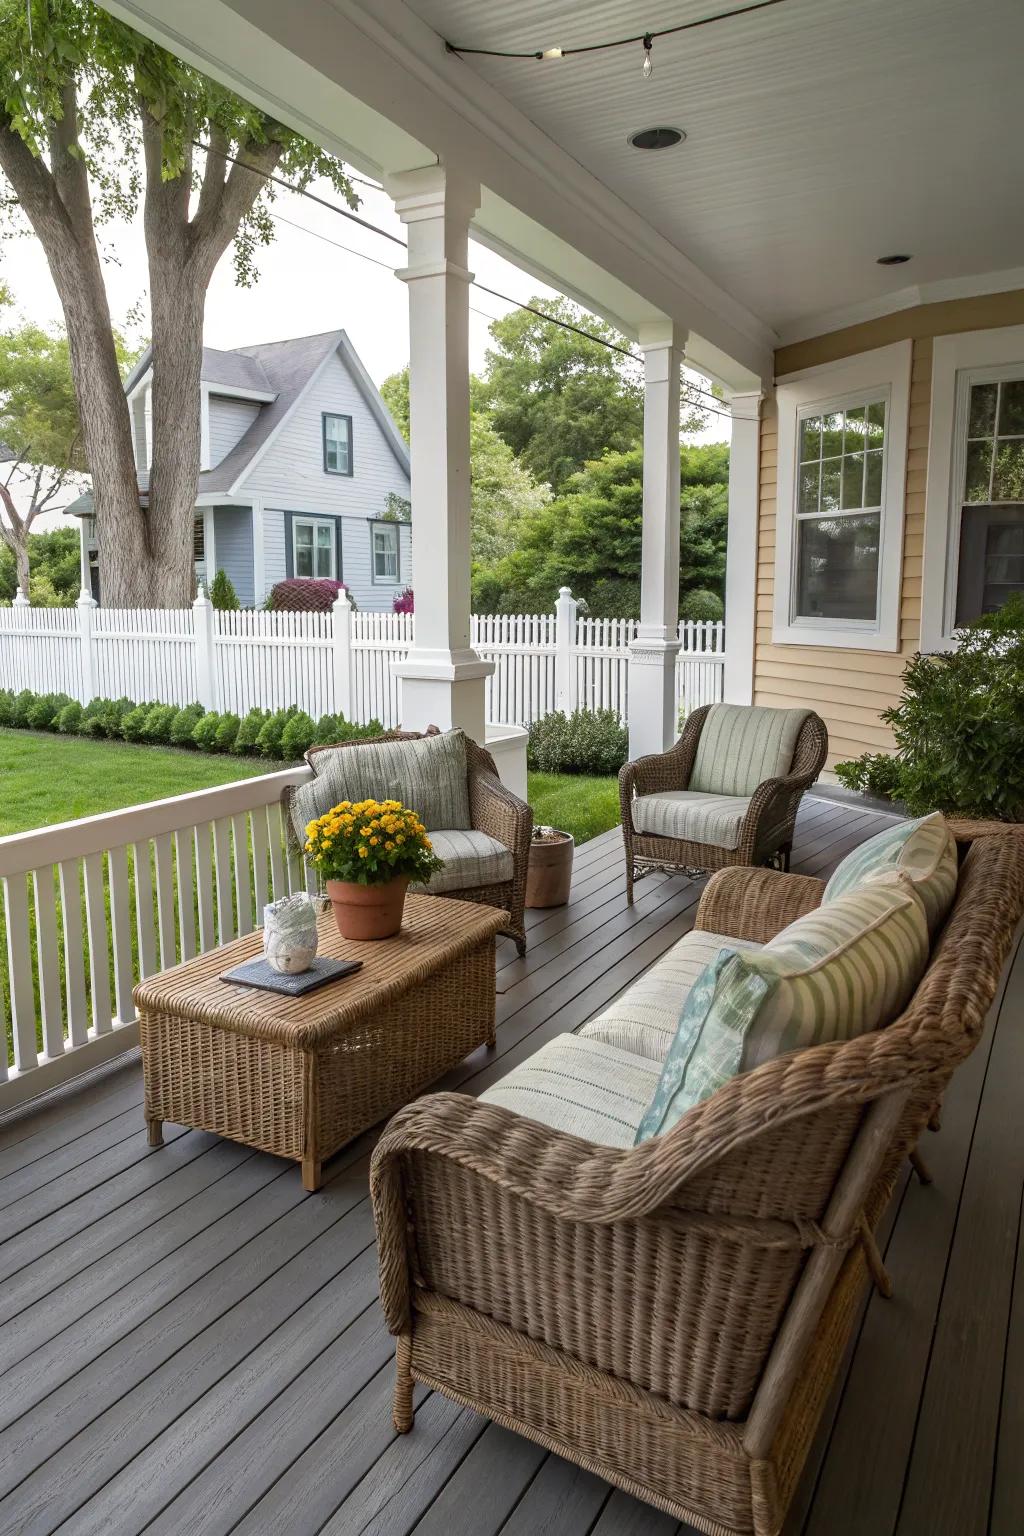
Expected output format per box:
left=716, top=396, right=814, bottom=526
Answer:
left=823, top=811, right=957, bottom=936
left=635, top=876, right=929, bottom=1142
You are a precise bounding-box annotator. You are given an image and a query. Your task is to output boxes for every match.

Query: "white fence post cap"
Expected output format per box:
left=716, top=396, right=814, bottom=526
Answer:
left=13, top=586, right=29, bottom=607
left=332, top=588, right=353, bottom=611
left=193, top=584, right=209, bottom=607
left=77, top=587, right=97, bottom=608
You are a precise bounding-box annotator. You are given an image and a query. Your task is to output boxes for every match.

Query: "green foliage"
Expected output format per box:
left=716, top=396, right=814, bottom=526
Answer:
left=191, top=710, right=222, bottom=753
left=56, top=699, right=83, bottom=734
left=25, top=691, right=72, bottom=730
left=379, top=369, right=410, bottom=441
left=833, top=753, right=908, bottom=802
left=10, top=688, right=35, bottom=726
left=234, top=708, right=270, bottom=754
left=121, top=702, right=152, bottom=742
left=527, top=771, right=621, bottom=846
left=473, top=442, right=729, bottom=617
left=0, top=525, right=83, bottom=605
left=79, top=695, right=132, bottom=738
left=141, top=703, right=179, bottom=744
left=169, top=701, right=204, bottom=747
left=835, top=598, right=1024, bottom=821
left=256, top=706, right=298, bottom=758
left=527, top=708, right=629, bottom=776
left=214, top=712, right=241, bottom=753
left=209, top=569, right=240, bottom=611
left=280, top=710, right=318, bottom=761
left=680, top=587, right=724, bottom=622
left=0, top=688, right=12, bottom=726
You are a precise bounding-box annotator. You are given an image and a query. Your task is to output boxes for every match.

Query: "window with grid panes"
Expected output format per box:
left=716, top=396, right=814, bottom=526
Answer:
left=955, top=376, right=1024, bottom=623
left=793, top=397, right=886, bottom=623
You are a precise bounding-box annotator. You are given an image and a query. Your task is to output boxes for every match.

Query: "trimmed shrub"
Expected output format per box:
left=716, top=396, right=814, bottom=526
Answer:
left=280, top=711, right=318, bottom=761
left=0, top=689, right=14, bottom=726
left=214, top=712, right=241, bottom=753
left=256, top=706, right=298, bottom=759
left=233, top=707, right=270, bottom=754
left=833, top=753, right=908, bottom=803
left=680, top=587, right=724, bottom=623
left=57, top=700, right=84, bottom=734
left=191, top=710, right=223, bottom=753
left=209, top=570, right=240, bottom=611
left=11, top=689, right=36, bottom=727
left=268, top=578, right=357, bottom=613
left=79, top=696, right=130, bottom=738
left=26, top=692, right=73, bottom=731
left=169, top=702, right=205, bottom=748
left=527, top=708, right=629, bottom=776
left=141, top=703, right=179, bottom=744
left=121, top=702, right=153, bottom=742
left=392, top=587, right=414, bottom=615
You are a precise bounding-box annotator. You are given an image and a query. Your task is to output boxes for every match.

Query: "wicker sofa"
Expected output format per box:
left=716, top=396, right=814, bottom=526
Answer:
left=283, top=728, right=533, bottom=954
left=620, top=703, right=829, bottom=898
left=370, top=834, right=1024, bottom=1536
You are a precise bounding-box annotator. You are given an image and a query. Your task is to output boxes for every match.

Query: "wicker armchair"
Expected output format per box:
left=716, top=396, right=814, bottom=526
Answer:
left=283, top=729, right=533, bottom=955
left=370, top=836, right=1024, bottom=1536
left=620, top=703, right=829, bottom=900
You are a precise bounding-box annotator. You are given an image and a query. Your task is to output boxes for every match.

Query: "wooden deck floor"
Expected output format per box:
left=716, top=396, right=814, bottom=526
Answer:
left=0, top=796, right=1021, bottom=1536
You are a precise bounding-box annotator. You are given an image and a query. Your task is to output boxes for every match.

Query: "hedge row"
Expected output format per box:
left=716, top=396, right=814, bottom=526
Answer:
left=0, top=688, right=382, bottom=762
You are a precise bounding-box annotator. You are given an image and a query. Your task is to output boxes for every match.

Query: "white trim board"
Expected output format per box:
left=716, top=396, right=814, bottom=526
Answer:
left=921, top=323, right=1024, bottom=652
left=772, top=341, right=912, bottom=653
left=777, top=268, right=1024, bottom=349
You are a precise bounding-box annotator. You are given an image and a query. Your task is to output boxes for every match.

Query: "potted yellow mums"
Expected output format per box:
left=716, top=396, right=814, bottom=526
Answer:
left=304, top=798, right=443, bottom=940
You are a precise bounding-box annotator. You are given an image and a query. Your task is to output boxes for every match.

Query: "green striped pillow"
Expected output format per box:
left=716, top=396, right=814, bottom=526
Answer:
left=688, top=704, right=810, bottom=797
left=635, top=876, right=929, bottom=1141
left=823, top=812, right=957, bottom=936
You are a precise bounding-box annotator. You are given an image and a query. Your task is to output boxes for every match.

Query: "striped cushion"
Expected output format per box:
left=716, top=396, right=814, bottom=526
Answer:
left=635, top=876, right=930, bottom=1141
left=689, top=704, right=810, bottom=797
left=289, top=729, right=471, bottom=836
left=580, top=929, right=763, bottom=1063
left=412, top=829, right=513, bottom=894
left=480, top=1034, right=662, bottom=1148
left=632, top=791, right=752, bottom=849
left=823, top=812, right=958, bottom=936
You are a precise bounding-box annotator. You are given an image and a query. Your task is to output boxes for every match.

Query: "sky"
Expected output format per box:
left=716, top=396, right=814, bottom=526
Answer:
left=2, top=167, right=727, bottom=533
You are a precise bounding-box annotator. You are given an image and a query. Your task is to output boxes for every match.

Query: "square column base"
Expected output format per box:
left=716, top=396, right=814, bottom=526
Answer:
left=628, top=638, right=682, bottom=759
left=392, top=649, right=495, bottom=741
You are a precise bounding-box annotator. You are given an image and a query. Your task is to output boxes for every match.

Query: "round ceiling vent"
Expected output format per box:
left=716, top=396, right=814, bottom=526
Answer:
left=877, top=253, right=913, bottom=266
left=627, top=126, right=685, bottom=151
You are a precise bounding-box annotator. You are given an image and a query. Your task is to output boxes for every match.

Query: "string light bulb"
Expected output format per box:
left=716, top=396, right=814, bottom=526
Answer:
left=541, top=47, right=564, bottom=60
left=642, top=33, right=653, bottom=78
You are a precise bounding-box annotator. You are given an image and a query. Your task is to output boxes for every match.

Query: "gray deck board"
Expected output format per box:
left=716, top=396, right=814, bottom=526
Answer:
left=0, top=797, right=1019, bottom=1536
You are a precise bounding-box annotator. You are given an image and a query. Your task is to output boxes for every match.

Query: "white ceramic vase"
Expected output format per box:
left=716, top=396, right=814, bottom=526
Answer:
left=263, top=894, right=319, bottom=974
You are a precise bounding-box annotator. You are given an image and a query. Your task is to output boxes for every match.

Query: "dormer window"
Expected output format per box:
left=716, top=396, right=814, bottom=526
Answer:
left=323, top=412, right=353, bottom=476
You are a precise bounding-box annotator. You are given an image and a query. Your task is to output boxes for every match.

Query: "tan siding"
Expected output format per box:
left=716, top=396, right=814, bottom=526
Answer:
left=753, top=288, right=1024, bottom=774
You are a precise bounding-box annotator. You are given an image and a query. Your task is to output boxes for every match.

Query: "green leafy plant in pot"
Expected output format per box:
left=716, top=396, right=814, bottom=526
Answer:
left=304, top=797, right=443, bottom=940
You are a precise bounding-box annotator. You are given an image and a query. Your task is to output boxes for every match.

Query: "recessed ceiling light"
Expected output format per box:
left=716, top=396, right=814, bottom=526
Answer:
left=877, top=253, right=912, bottom=266
left=627, top=126, right=685, bottom=151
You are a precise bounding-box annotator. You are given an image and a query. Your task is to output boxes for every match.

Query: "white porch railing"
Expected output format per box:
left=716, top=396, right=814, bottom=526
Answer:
left=0, top=768, right=314, bottom=1109
left=0, top=593, right=724, bottom=728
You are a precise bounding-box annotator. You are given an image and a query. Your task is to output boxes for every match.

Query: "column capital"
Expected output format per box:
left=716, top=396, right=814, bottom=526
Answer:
left=725, top=388, right=766, bottom=421
left=637, top=318, right=687, bottom=354
left=385, top=163, right=480, bottom=226
left=394, top=257, right=474, bottom=286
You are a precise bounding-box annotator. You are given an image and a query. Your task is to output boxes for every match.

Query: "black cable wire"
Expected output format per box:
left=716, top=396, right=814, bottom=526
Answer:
left=193, top=139, right=733, bottom=419
left=444, top=0, right=791, bottom=61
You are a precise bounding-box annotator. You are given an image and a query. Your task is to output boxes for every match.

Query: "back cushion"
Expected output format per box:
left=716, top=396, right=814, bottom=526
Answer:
left=688, top=704, right=810, bottom=797
left=288, top=729, right=471, bottom=838
left=823, top=811, right=958, bottom=937
left=635, top=875, right=929, bottom=1141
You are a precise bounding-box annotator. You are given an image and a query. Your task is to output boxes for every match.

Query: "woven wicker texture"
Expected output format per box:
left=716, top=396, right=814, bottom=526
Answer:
left=370, top=834, right=1024, bottom=1536
left=283, top=729, right=533, bottom=954
left=619, top=708, right=829, bottom=898
left=137, top=896, right=504, bottom=1190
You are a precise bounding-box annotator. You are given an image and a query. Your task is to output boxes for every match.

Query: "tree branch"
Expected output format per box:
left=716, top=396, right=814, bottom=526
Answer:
left=194, top=122, right=229, bottom=227
left=0, top=116, right=78, bottom=265
left=46, top=79, right=95, bottom=245
left=0, top=478, right=25, bottom=536
left=187, top=134, right=284, bottom=282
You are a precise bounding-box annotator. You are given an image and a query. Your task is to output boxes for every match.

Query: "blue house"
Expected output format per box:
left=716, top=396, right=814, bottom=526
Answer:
left=69, top=330, right=412, bottom=611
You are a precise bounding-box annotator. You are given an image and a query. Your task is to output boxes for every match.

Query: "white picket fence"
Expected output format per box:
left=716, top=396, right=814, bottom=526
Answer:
left=0, top=590, right=724, bottom=728
left=0, top=767, right=315, bottom=1105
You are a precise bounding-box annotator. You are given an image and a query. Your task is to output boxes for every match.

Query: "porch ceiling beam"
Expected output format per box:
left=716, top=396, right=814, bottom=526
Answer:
left=99, top=0, right=774, bottom=389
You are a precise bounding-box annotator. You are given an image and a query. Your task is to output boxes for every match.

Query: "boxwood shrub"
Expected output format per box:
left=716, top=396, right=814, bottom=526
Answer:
left=527, top=708, right=629, bottom=776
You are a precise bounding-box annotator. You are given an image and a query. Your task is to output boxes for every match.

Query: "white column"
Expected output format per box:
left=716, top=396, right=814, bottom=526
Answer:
left=386, top=164, right=493, bottom=741
left=77, top=588, right=97, bottom=703
left=331, top=588, right=354, bottom=721
left=192, top=584, right=218, bottom=711
left=723, top=390, right=765, bottom=705
left=554, top=586, right=577, bottom=713
left=628, top=322, right=687, bottom=759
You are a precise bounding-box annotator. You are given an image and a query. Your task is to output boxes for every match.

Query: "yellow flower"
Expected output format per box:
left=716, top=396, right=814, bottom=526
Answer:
left=395, top=834, right=404, bottom=845
left=358, top=845, right=369, bottom=858
left=385, top=840, right=394, bottom=850
left=370, top=836, right=379, bottom=846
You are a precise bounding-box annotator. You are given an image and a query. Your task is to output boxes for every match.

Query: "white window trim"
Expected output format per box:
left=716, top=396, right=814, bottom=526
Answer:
left=773, top=340, right=912, bottom=651
left=371, top=520, right=400, bottom=585
left=922, top=324, right=1024, bottom=652
left=292, top=514, right=337, bottom=580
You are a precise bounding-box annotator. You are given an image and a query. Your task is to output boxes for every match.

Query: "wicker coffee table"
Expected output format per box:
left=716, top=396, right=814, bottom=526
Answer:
left=134, top=894, right=505, bottom=1190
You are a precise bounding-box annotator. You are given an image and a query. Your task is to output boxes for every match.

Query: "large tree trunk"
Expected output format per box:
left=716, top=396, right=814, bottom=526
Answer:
left=0, top=485, right=31, bottom=597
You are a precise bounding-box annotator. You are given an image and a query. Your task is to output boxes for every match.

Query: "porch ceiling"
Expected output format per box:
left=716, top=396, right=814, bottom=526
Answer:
left=407, top=0, right=1024, bottom=342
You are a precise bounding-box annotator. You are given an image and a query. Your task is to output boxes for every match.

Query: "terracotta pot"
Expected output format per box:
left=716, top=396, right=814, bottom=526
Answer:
left=326, top=876, right=409, bottom=941
left=526, top=830, right=574, bottom=908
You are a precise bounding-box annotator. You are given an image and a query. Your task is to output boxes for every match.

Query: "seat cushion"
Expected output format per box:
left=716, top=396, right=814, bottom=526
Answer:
left=632, top=790, right=752, bottom=850
left=688, top=703, right=810, bottom=797
left=289, top=728, right=471, bottom=837
left=580, top=928, right=763, bottom=1063
left=479, top=1034, right=662, bottom=1148
left=636, top=875, right=930, bottom=1142
left=823, top=811, right=958, bottom=936
left=413, top=829, right=513, bottom=895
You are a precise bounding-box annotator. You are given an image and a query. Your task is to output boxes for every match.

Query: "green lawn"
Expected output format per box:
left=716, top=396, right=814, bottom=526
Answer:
left=527, top=771, right=621, bottom=845
left=0, top=729, right=622, bottom=846
left=0, top=729, right=272, bottom=837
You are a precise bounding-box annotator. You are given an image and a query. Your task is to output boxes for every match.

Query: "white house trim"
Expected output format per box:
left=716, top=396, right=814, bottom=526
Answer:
left=723, top=390, right=764, bottom=703
left=777, top=267, right=1024, bottom=348
left=921, top=323, right=1024, bottom=652
left=251, top=495, right=266, bottom=602
left=199, top=382, right=211, bottom=472
left=203, top=382, right=276, bottom=403
left=773, top=342, right=912, bottom=652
